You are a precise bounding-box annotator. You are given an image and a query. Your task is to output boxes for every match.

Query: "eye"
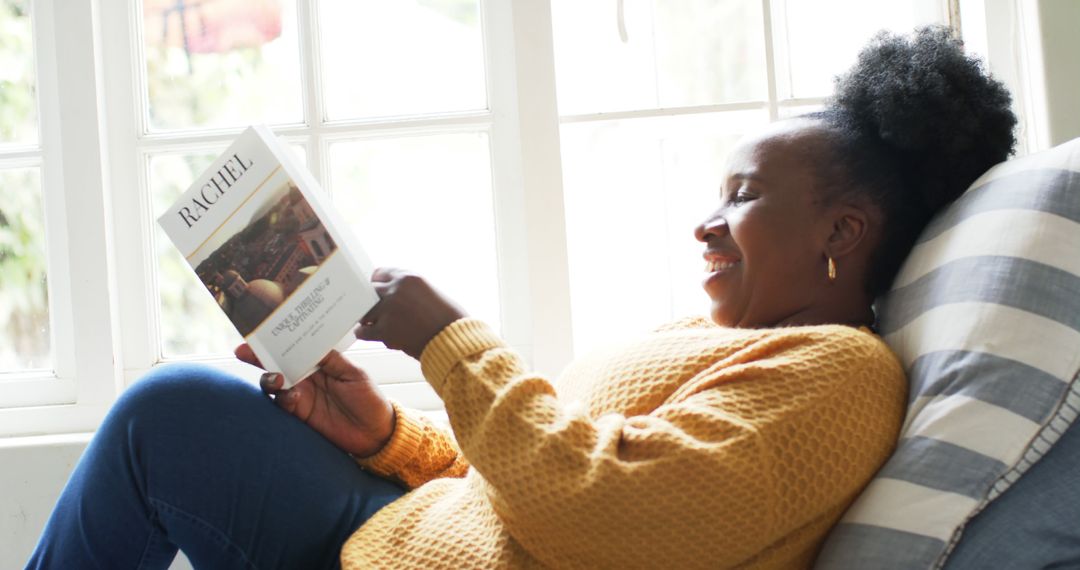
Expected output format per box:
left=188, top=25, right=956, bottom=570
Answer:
left=728, top=190, right=755, bottom=205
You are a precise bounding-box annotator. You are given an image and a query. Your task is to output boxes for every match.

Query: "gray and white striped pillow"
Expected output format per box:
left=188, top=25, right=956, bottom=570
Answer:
left=816, top=137, right=1080, bottom=569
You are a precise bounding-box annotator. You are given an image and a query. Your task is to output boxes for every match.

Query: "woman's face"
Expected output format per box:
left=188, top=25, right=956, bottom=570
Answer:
left=694, top=120, right=836, bottom=328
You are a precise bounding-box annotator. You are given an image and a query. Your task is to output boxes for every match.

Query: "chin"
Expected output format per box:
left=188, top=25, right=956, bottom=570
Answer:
left=709, top=305, right=737, bottom=328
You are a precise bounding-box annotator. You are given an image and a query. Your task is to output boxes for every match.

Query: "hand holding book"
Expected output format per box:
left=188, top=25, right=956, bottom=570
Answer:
left=354, top=267, right=467, bottom=359
left=236, top=344, right=396, bottom=458
left=238, top=267, right=465, bottom=458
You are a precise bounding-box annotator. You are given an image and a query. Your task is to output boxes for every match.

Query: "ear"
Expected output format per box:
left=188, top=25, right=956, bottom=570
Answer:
left=823, top=205, right=870, bottom=258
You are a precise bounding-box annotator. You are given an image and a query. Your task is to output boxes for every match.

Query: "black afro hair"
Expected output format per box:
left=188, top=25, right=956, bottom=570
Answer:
left=810, top=26, right=1017, bottom=298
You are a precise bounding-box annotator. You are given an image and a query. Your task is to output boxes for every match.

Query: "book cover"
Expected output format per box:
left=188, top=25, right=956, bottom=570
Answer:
left=158, top=125, right=378, bottom=387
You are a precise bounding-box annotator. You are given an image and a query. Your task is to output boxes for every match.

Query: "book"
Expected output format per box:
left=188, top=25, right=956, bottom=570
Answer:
left=157, top=125, right=379, bottom=388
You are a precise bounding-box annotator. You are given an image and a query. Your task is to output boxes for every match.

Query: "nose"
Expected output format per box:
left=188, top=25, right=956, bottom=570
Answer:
left=694, top=211, right=728, bottom=243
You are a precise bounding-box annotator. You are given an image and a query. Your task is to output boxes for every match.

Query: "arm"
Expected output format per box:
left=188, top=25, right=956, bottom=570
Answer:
left=420, top=320, right=905, bottom=568
left=356, top=269, right=904, bottom=566
left=235, top=345, right=467, bottom=487
left=354, top=402, right=469, bottom=489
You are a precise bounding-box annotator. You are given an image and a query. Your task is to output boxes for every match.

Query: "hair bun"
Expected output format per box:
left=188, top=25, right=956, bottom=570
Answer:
left=831, top=26, right=1016, bottom=213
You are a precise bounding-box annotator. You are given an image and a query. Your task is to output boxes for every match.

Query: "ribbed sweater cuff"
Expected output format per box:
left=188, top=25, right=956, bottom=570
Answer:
left=420, top=318, right=505, bottom=392
left=354, top=400, right=425, bottom=477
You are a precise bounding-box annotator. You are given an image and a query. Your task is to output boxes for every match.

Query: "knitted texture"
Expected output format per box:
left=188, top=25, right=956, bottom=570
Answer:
left=357, top=400, right=469, bottom=488
left=344, top=318, right=905, bottom=569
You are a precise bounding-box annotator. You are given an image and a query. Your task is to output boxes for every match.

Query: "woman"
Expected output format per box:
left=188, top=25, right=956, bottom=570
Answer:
left=28, top=27, right=1016, bottom=569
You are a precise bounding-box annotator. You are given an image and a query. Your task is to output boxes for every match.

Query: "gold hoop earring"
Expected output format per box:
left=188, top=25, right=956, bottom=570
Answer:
left=827, top=257, right=837, bottom=281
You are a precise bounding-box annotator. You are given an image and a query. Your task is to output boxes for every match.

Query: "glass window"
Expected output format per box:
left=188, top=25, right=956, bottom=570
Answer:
left=327, top=132, right=500, bottom=330
left=778, top=0, right=948, bottom=99
left=0, top=0, right=49, bottom=372
left=0, top=166, right=49, bottom=370
left=553, top=0, right=950, bottom=355
left=319, top=0, right=486, bottom=120
left=0, top=0, right=36, bottom=145
left=134, top=0, right=497, bottom=368
left=552, top=0, right=766, bottom=115
left=560, top=112, right=764, bottom=353
left=140, top=0, right=304, bottom=131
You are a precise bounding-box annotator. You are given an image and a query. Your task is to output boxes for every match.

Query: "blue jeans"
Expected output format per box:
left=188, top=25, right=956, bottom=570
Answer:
left=944, top=412, right=1080, bottom=569
left=26, top=363, right=406, bottom=570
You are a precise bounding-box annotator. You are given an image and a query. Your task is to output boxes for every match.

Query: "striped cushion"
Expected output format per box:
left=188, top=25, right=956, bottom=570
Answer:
left=815, top=137, right=1080, bottom=569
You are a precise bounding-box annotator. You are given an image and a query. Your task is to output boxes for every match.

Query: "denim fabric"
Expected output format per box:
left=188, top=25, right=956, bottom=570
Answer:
left=26, top=363, right=406, bottom=570
left=944, top=415, right=1080, bottom=570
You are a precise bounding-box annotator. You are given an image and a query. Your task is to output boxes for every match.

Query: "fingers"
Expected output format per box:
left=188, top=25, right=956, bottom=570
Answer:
left=260, top=371, right=284, bottom=397
left=260, top=371, right=313, bottom=420
left=234, top=343, right=264, bottom=369
left=372, top=280, right=392, bottom=298
left=316, top=350, right=367, bottom=382
left=356, top=280, right=391, bottom=341
left=356, top=294, right=389, bottom=343
left=354, top=320, right=380, bottom=342
left=358, top=291, right=386, bottom=328
left=355, top=268, right=464, bottom=358
left=370, top=267, right=400, bottom=283
left=354, top=320, right=399, bottom=350
left=356, top=270, right=410, bottom=342
left=282, top=379, right=315, bottom=420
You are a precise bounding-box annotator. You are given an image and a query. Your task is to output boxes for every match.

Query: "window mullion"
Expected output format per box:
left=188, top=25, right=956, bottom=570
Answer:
left=296, top=0, right=325, bottom=186
left=28, top=0, right=73, bottom=388
left=486, top=0, right=574, bottom=376
left=560, top=101, right=771, bottom=124
left=42, top=0, right=122, bottom=409
left=100, top=0, right=161, bottom=379
left=762, top=0, right=782, bottom=120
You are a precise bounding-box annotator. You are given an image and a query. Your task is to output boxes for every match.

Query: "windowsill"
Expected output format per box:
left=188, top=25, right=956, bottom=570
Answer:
left=0, top=431, right=93, bottom=449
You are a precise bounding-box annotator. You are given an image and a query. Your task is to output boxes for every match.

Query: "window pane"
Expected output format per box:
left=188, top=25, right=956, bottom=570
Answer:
left=141, top=0, right=304, bottom=131
left=777, top=101, right=825, bottom=119
left=560, top=111, right=767, bottom=354
left=319, top=0, right=486, bottom=121
left=328, top=132, right=500, bottom=331
left=149, top=151, right=243, bottom=357
left=0, top=0, right=38, bottom=145
left=780, top=0, right=948, bottom=99
left=0, top=166, right=50, bottom=370
left=552, top=0, right=766, bottom=115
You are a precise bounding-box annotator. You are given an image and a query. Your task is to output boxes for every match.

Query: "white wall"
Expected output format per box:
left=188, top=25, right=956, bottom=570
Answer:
left=0, top=437, right=85, bottom=567
left=961, top=0, right=1080, bottom=153
left=1034, top=0, right=1080, bottom=146
left=0, top=436, right=190, bottom=569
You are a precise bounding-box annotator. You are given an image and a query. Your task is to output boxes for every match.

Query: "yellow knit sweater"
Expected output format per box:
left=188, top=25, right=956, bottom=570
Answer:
left=342, top=317, right=905, bottom=569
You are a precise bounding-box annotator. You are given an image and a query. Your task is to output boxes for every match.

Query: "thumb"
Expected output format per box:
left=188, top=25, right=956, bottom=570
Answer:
left=316, top=351, right=368, bottom=383
left=233, top=343, right=263, bottom=368
left=281, top=380, right=315, bottom=421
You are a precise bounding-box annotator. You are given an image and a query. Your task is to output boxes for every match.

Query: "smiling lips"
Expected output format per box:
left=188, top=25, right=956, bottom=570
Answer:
left=704, top=253, right=741, bottom=272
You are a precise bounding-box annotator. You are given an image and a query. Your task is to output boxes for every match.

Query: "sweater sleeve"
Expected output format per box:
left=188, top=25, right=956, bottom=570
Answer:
left=418, top=318, right=905, bottom=568
left=354, top=401, right=469, bottom=489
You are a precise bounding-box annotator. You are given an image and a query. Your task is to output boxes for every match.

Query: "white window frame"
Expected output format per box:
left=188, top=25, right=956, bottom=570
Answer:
left=957, top=0, right=1067, bottom=156
left=0, top=0, right=123, bottom=435
left=557, top=0, right=958, bottom=127
left=0, top=0, right=577, bottom=437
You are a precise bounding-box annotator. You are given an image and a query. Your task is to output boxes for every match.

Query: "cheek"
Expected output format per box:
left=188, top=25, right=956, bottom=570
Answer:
left=734, top=211, right=819, bottom=275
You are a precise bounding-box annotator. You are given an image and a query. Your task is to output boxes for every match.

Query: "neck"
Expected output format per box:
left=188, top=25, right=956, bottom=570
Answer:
left=773, top=287, right=876, bottom=330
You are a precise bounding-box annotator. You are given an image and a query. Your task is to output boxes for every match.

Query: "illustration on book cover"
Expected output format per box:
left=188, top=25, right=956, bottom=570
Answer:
left=193, top=182, right=338, bottom=336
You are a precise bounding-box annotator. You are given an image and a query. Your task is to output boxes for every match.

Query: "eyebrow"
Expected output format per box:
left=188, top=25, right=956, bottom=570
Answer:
left=722, top=173, right=766, bottom=195
left=729, top=172, right=764, bottom=183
